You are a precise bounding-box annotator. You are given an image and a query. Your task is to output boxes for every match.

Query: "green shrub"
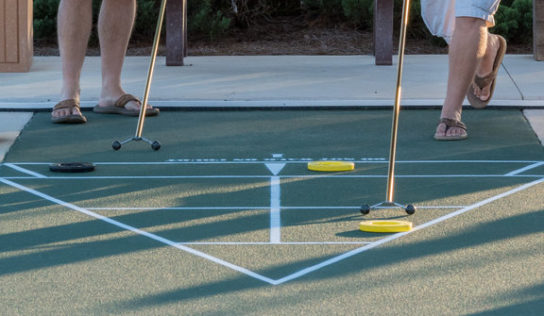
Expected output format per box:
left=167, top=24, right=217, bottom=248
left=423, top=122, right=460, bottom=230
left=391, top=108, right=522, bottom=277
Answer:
left=33, top=0, right=60, bottom=42
left=131, top=0, right=159, bottom=42
left=32, top=0, right=533, bottom=45
left=188, top=0, right=231, bottom=39
left=302, top=0, right=345, bottom=23
left=492, top=0, right=532, bottom=44
left=33, top=0, right=158, bottom=43
left=342, top=0, right=373, bottom=29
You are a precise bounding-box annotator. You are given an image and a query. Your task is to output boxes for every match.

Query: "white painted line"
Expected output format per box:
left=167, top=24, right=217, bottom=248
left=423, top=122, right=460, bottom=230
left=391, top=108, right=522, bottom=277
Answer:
left=177, top=241, right=372, bottom=245
left=280, top=205, right=467, bottom=210
left=9, top=159, right=543, bottom=165
left=505, top=162, right=544, bottom=176
left=0, top=178, right=277, bottom=285
left=265, top=163, right=286, bottom=176
left=270, top=176, right=281, bottom=244
left=87, top=206, right=270, bottom=211
left=3, top=163, right=47, bottom=178
left=393, top=160, right=543, bottom=164
left=86, top=205, right=465, bottom=211
left=272, top=178, right=544, bottom=285
left=4, top=174, right=542, bottom=180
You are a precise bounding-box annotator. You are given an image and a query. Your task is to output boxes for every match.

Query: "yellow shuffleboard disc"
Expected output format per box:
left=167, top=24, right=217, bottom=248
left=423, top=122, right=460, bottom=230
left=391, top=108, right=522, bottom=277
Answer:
left=307, top=161, right=355, bottom=172
left=359, top=220, right=412, bottom=233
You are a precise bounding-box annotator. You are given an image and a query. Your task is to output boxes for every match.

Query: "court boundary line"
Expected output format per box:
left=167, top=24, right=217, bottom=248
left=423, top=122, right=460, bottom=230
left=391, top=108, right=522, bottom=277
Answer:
left=4, top=159, right=544, bottom=165
left=177, top=242, right=373, bottom=245
left=3, top=159, right=543, bottom=180
left=84, top=205, right=467, bottom=211
left=3, top=174, right=542, bottom=180
left=3, top=163, right=46, bottom=178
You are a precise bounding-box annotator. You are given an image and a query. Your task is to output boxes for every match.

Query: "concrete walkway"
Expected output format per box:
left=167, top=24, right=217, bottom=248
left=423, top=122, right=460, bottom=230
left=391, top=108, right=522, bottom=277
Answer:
left=1, top=55, right=543, bottom=107
left=0, top=55, right=543, bottom=161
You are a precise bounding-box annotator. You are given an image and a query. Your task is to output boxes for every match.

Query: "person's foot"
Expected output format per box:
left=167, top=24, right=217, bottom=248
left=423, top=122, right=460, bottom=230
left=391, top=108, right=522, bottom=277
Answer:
left=471, top=33, right=501, bottom=101
left=52, top=99, right=83, bottom=119
left=434, top=117, right=468, bottom=140
left=51, top=99, right=87, bottom=124
left=97, top=89, right=154, bottom=112
left=93, top=89, right=160, bottom=117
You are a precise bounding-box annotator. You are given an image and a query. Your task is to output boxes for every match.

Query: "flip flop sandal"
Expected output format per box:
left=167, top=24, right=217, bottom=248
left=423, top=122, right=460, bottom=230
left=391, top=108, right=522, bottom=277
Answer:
left=434, top=118, right=468, bottom=141
left=51, top=99, right=87, bottom=124
left=93, top=94, right=160, bottom=117
left=467, top=35, right=507, bottom=109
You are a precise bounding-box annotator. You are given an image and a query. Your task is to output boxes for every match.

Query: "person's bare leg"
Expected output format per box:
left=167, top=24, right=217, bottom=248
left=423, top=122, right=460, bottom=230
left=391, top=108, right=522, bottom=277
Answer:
left=435, top=17, right=487, bottom=138
left=96, top=0, right=152, bottom=112
left=54, top=0, right=92, bottom=119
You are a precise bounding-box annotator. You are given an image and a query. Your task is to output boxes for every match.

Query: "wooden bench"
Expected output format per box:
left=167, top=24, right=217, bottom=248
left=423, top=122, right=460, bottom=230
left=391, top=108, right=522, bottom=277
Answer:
left=165, top=0, right=394, bottom=66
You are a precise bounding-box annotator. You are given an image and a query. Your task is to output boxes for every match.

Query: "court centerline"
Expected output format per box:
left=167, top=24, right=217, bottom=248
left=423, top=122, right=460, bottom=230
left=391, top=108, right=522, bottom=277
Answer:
left=270, top=176, right=281, bottom=244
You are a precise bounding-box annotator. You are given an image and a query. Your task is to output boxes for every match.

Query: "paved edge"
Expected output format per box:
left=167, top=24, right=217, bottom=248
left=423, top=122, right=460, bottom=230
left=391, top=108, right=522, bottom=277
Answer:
left=524, top=109, right=544, bottom=146
left=2, top=99, right=544, bottom=110
left=0, top=112, right=33, bottom=162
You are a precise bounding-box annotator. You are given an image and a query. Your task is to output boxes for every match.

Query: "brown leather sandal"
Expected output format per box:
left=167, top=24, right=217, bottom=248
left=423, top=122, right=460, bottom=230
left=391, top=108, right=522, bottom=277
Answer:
left=466, top=35, right=507, bottom=109
left=51, top=99, right=87, bottom=124
left=93, top=94, right=160, bottom=117
left=434, top=118, right=468, bottom=141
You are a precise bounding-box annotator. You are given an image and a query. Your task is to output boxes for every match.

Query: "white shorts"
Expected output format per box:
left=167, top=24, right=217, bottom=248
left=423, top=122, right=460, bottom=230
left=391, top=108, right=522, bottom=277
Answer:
left=421, top=0, right=502, bottom=41
left=455, top=0, right=501, bottom=27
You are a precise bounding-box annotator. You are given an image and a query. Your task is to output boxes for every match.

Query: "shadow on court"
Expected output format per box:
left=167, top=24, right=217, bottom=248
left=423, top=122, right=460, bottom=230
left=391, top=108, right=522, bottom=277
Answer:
left=97, top=206, right=544, bottom=315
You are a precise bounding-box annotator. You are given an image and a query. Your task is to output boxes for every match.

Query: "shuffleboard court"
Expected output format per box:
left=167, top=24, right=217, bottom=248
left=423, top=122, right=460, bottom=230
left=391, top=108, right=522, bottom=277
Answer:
left=1, top=110, right=543, bottom=314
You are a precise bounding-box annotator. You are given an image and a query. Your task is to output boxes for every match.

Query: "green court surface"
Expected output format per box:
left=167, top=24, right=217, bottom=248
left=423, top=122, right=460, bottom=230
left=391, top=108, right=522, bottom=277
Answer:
left=1, top=109, right=543, bottom=315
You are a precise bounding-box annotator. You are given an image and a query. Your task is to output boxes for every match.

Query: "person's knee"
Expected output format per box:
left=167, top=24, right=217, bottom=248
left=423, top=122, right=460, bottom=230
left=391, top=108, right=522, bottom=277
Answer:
left=455, top=17, right=488, bottom=56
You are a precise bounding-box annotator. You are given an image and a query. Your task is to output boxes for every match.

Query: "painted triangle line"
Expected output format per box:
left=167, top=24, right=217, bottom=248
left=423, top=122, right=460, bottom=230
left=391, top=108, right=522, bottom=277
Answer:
left=265, top=163, right=286, bottom=176
left=3, top=176, right=542, bottom=286
left=0, top=178, right=277, bottom=285
left=505, top=161, right=544, bottom=176
left=271, top=177, right=544, bottom=284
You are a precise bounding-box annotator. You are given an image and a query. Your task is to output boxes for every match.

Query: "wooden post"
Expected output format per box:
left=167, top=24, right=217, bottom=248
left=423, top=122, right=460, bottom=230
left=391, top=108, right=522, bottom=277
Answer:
left=534, top=0, right=544, bottom=61
left=166, top=0, right=187, bottom=66
left=374, top=0, right=393, bottom=65
left=0, top=0, right=33, bottom=72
